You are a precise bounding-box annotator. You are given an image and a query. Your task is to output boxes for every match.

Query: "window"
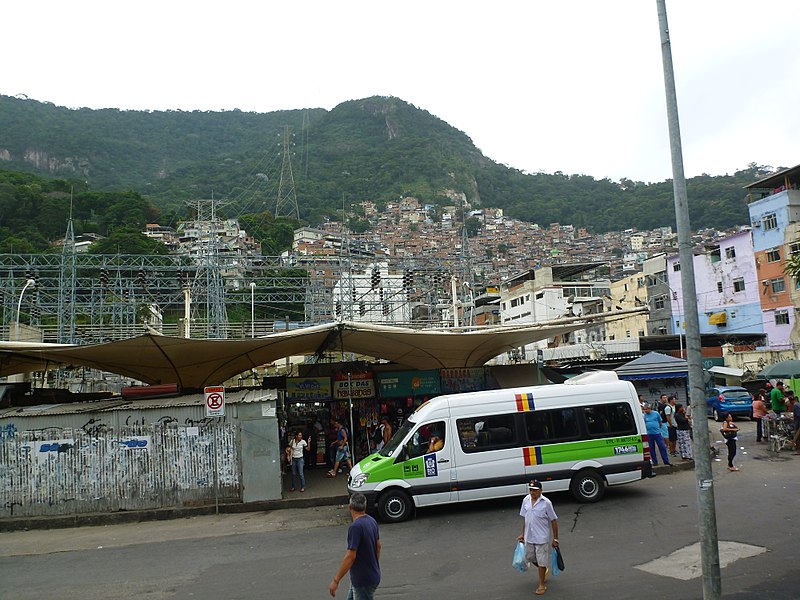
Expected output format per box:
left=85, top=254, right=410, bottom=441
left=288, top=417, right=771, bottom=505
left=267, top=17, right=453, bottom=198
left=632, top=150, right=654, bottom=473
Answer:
left=406, top=420, right=447, bottom=459
left=638, top=329, right=645, bottom=337
left=583, top=403, right=637, bottom=438
left=709, top=248, right=721, bottom=263
left=767, top=248, right=781, bottom=262
left=717, top=281, right=723, bottom=293
left=626, top=330, right=631, bottom=338
left=524, top=408, right=580, bottom=444
left=733, top=278, right=745, bottom=292
left=763, top=213, right=778, bottom=230
left=673, top=263, right=681, bottom=272
left=775, top=310, right=790, bottom=325
left=770, top=277, right=786, bottom=294
left=654, top=296, right=665, bottom=310
left=725, top=247, right=736, bottom=259
left=790, top=242, right=800, bottom=257
left=457, top=414, right=516, bottom=453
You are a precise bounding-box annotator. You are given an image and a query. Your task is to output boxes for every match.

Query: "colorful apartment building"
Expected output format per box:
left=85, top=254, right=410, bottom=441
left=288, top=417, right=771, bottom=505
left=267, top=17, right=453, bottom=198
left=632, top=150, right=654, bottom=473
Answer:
left=746, top=165, right=800, bottom=348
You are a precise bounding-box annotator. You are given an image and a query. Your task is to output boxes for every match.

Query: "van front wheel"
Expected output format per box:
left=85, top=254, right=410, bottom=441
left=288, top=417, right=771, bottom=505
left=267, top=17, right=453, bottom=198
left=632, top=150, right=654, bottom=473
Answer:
left=377, top=489, right=414, bottom=523
left=570, top=469, right=605, bottom=503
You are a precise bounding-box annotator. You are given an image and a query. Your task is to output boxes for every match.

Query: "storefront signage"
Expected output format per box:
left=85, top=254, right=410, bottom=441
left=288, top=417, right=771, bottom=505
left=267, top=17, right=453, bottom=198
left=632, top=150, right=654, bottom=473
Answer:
left=440, top=367, right=486, bottom=393
left=286, top=377, right=332, bottom=402
left=333, top=372, right=376, bottom=399
left=378, top=370, right=441, bottom=397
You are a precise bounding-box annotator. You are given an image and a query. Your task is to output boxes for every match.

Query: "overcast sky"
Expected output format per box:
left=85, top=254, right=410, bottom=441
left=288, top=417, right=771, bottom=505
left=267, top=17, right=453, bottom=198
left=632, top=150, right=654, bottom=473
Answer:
left=4, top=1, right=798, bottom=183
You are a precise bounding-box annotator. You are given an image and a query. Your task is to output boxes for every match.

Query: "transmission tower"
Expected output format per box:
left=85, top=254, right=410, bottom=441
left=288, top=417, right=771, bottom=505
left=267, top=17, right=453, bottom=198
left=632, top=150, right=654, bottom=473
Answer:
left=275, top=126, right=299, bottom=219
left=184, top=198, right=229, bottom=338
left=57, top=195, right=77, bottom=343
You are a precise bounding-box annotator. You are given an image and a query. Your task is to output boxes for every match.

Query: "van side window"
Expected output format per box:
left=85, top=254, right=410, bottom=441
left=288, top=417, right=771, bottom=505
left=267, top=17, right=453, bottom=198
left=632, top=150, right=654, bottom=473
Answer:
left=582, top=403, right=636, bottom=437
left=456, top=414, right=517, bottom=453
left=524, top=408, right=580, bottom=444
left=405, top=421, right=446, bottom=459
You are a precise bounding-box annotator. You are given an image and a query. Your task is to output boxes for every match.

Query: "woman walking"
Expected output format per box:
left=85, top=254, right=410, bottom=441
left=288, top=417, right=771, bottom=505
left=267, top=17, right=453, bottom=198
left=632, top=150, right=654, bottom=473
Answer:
left=752, top=389, right=768, bottom=443
left=721, top=414, right=739, bottom=471
left=287, top=430, right=308, bottom=492
left=675, top=403, right=693, bottom=460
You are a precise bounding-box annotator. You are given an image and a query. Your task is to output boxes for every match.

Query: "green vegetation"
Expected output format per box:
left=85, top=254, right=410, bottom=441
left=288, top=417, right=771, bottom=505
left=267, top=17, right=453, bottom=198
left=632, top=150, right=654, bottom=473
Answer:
left=0, top=94, right=780, bottom=235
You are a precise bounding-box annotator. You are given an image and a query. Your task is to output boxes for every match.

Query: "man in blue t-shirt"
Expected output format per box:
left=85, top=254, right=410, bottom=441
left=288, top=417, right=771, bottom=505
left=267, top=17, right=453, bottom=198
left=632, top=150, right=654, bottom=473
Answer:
left=329, top=493, right=381, bottom=599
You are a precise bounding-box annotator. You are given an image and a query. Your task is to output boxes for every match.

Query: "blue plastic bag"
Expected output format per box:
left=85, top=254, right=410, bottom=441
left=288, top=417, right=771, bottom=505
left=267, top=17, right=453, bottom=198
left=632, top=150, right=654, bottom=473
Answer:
left=512, top=541, right=528, bottom=573
left=551, top=548, right=561, bottom=577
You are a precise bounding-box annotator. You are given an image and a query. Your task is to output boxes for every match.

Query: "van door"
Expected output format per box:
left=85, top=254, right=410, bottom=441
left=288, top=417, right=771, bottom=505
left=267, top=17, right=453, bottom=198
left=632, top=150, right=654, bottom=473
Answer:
left=395, top=419, right=455, bottom=507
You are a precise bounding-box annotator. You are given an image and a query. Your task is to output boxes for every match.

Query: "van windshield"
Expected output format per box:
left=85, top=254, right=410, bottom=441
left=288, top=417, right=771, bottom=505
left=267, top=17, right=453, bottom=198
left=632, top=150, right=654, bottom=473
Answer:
left=380, top=419, right=415, bottom=457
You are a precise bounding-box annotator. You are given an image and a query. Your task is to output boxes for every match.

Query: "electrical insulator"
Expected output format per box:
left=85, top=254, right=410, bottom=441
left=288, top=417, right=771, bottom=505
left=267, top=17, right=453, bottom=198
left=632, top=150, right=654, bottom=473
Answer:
left=370, top=269, right=380, bottom=289
left=335, top=302, right=341, bottom=317
left=100, top=268, right=109, bottom=286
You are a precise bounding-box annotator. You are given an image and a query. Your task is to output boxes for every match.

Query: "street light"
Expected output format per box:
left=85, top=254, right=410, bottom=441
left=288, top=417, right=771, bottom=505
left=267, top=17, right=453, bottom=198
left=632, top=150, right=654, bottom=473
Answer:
left=15, top=278, right=36, bottom=329
left=249, top=282, right=256, bottom=338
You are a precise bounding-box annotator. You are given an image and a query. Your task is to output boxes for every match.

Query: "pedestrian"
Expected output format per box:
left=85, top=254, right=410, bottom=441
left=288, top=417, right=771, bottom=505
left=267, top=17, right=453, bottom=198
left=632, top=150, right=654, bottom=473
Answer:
left=665, top=395, right=678, bottom=456
left=328, top=419, right=353, bottom=478
left=770, top=381, right=786, bottom=414
left=287, top=430, right=308, bottom=492
left=643, top=404, right=671, bottom=466
left=721, top=414, right=739, bottom=471
left=752, top=389, right=768, bottom=442
left=674, top=403, right=693, bottom=460
left=517, top=479, right=559, bottom=596
left=380, top=417, right=392, bottom=449
left=329, top=492, right=381, bottom=599
left=790, top=394, right=800, bottom=455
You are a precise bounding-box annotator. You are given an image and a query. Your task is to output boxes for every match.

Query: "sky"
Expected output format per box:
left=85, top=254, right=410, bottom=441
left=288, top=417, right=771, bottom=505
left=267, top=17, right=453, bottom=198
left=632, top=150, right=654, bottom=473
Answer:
left=3, top=0, right=799, bottom=184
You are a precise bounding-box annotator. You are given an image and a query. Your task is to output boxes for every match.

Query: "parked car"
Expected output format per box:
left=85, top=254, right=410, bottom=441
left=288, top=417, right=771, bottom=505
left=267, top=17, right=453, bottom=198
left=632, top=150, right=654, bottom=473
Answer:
left=705, top=386, right=753, bottom=421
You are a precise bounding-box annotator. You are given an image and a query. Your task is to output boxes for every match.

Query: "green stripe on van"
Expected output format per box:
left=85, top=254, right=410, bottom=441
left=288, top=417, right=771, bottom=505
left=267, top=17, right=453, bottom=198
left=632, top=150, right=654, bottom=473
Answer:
left=535, top=434, right=643, bottom=463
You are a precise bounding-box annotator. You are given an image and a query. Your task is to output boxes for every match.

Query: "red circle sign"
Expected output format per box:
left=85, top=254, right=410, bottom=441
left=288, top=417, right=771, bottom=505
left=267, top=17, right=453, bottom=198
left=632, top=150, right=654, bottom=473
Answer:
left=206, top=393, right=223, bottom=409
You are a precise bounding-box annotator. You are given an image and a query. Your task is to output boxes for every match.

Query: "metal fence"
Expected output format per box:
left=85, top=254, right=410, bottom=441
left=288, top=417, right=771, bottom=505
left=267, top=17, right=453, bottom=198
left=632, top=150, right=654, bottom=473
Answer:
left=0, top=423, right=240, bottom=518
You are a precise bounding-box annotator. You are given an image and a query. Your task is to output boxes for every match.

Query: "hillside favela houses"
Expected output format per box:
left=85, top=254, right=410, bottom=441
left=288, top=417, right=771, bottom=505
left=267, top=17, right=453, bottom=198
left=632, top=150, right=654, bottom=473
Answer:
left=2, top=164, right=799, bottom=519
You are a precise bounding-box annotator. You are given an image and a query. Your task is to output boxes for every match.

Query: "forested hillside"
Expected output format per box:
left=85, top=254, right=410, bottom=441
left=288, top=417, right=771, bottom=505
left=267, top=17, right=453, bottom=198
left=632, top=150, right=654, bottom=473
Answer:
left=0, top=94, right=776, bottom=233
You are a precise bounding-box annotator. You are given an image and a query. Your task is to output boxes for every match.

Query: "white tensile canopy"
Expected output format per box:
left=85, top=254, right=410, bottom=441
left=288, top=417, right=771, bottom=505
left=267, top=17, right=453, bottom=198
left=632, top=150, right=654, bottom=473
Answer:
left=0, top=311, right=645, bottom=390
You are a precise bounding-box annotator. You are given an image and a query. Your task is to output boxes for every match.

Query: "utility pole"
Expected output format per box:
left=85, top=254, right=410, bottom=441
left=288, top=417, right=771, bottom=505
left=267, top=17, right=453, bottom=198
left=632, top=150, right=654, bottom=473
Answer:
left=655, top=2, right=721, bottom=598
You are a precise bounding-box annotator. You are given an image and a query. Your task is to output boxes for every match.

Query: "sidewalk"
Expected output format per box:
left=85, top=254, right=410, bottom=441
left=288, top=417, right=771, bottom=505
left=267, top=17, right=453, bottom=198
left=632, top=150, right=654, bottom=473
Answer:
left=0, top=467, right=350, bottom=533
left=2, top=460, right=693, bottom=533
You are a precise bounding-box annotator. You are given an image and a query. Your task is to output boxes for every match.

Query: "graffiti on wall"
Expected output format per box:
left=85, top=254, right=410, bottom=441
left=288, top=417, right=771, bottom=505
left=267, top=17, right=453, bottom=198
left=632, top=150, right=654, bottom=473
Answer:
left=0, top=423, right=240, bottom=519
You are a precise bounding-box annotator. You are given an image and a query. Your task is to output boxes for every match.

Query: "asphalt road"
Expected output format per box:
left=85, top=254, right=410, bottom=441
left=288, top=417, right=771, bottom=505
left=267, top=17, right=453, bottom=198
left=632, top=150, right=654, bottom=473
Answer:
left=1, top=419, right=796, bottom=600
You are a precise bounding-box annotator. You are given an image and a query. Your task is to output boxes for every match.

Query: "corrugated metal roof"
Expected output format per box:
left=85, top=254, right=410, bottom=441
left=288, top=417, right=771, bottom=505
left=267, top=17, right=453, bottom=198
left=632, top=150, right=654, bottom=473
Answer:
left=0, top=388, right=278, bottom=418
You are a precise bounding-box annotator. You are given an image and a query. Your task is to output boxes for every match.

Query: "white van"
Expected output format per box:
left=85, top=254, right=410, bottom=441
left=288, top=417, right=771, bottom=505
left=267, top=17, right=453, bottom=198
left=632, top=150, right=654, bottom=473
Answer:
left=347, top=377, right=653, bottom=522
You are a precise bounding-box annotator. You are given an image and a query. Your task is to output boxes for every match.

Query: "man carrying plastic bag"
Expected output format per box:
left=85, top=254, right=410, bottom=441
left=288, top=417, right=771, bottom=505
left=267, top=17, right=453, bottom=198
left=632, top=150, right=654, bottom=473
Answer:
left=517, top=480, right=559, bottom=595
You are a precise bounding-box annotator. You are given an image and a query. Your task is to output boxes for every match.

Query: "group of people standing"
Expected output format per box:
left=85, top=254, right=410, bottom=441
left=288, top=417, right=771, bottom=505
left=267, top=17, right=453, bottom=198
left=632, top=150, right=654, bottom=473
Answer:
left=641, top=393, right=694, bottom=468
left=752, top=381, right=800, bottom=453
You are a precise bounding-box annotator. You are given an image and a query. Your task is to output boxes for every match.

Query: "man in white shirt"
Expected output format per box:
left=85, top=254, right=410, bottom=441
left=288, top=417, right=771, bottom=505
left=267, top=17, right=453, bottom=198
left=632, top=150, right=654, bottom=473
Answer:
left=517, top=480, right=559, bottom=596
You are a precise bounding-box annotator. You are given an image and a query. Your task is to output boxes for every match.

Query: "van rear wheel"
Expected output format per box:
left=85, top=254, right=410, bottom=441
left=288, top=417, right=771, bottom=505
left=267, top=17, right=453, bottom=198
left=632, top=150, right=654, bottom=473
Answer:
left=377, top=489, right=414, bottom=523
left=570, top=469, right=605, bottom=503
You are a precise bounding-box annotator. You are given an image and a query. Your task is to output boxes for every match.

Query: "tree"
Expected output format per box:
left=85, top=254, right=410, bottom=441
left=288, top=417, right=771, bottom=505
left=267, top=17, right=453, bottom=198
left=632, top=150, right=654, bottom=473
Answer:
left=88, top=226, right=168, bottom=255
left=785, top=252, right=800, bottom=286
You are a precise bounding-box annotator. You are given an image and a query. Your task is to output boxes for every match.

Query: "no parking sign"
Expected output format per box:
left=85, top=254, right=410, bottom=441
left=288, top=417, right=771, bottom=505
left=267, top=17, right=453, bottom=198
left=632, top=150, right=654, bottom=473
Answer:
left=205, top=386, right=225, bottom=417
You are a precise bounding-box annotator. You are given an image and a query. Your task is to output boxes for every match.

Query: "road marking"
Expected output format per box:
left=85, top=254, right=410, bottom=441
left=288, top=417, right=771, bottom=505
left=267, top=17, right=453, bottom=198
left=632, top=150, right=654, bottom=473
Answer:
left=635, top=541, right=767, bottom=580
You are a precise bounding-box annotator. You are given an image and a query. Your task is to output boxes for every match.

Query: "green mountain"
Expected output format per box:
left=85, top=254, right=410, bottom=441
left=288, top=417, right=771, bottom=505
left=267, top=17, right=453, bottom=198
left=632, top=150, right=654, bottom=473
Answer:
left=0, top=94, right=775, bottom=233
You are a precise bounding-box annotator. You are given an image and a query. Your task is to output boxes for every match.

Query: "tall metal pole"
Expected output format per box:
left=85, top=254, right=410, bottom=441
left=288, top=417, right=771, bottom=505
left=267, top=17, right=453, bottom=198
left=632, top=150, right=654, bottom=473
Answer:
left=15, top=278, right=36, bottom=328
left=655, top=2, right=721, bottom=598
left=250, top=282, right=256, bottom=338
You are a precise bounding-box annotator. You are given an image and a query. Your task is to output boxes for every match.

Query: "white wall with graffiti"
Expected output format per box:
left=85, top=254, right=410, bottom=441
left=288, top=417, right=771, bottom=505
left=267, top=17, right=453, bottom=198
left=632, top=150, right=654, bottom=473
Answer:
left=0, top=390, right=279, bottom=518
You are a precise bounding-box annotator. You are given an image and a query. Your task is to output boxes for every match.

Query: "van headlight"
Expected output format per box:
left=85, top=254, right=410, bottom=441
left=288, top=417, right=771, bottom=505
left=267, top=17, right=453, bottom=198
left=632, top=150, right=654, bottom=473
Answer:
left=351, top=473, right=369, bottom=488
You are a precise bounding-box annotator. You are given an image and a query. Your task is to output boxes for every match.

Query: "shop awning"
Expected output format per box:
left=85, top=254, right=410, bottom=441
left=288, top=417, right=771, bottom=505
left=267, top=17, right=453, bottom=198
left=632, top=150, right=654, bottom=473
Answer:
left=707, top=366, right=744, bottom=378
